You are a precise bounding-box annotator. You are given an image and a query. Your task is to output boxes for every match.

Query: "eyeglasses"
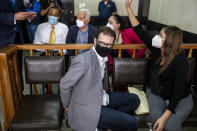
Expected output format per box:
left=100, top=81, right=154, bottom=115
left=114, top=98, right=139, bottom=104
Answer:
left=97, top=40, right=113, bottom=48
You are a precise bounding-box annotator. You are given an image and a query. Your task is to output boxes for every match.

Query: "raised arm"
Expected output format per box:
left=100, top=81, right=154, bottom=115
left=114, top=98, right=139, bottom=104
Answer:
left=125, top=0, right=160, bottom=55
left=40, top=2, right=54, bottom=16
left=125, top=0, right=139, bottom=27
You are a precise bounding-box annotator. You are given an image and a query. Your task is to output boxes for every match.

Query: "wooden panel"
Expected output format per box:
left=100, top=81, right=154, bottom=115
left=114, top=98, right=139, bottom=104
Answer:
left=0, top=54, right=15, bottom=129
left=12, top=53, right=22, bottom=105
left=0, top=76, right=6, bottom=131
left=8, top=55, right=20, bottom=111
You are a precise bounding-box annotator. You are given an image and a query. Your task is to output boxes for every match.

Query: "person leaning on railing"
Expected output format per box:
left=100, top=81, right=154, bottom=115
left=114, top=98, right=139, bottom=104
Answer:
left=126, top=0, right=193, bottom=131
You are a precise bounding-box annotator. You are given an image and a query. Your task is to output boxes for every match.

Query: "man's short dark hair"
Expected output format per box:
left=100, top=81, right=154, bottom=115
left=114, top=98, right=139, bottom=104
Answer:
left=96, top=26, right=116, bottom=44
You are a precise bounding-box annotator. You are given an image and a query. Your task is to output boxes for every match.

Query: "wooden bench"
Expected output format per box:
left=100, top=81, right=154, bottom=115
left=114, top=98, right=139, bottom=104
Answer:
left=0, top=44, right=197, bottom=130
left=112, top=57, right=197, bottom=128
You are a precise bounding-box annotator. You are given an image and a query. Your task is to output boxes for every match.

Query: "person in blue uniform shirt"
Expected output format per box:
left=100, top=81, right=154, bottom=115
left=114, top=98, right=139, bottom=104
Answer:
left=98, top=0, right=117, bottom=25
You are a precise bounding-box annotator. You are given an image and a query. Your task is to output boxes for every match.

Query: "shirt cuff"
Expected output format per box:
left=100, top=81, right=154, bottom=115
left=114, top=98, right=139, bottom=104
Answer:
left=14, top=17, right=16, bottom=24
left=133, top=23, right=141, bottom=30
left=167, top=105, right=175, bottom=114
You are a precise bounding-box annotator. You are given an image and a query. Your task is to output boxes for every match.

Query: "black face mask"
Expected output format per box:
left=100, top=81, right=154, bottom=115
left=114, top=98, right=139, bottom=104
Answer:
left=95, top=43, right=112, bottom=57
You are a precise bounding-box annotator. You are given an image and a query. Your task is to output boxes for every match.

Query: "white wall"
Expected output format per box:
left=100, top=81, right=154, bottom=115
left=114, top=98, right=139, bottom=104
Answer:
left=149, top=0, right=197, bottom=34
left=74, top=0, right=139, bottom=16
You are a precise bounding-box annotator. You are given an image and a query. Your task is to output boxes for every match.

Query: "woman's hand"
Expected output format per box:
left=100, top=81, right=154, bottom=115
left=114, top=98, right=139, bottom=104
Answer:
left=153, top=110, right=172, bottom=131
left=153, top=116, right=166, bottom=131
left=126, top=0, right=132, bottom=8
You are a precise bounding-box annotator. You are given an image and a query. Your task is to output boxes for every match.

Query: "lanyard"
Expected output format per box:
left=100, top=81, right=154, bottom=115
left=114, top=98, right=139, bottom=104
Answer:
left=115, top=31, right=120, bottom=44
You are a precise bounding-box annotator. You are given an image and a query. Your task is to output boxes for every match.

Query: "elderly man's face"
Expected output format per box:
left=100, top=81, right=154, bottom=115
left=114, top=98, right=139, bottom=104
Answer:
left=77, top=11, right=90, bottom=25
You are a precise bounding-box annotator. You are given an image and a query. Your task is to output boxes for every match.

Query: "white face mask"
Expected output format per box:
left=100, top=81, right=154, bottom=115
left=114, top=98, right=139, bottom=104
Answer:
left=76, top=19, right=85, bottom=28
left=152, top=35, right=163, bottom=48
left=24, top=0, right=30, bottom=5
left=106, top=23, right=114, bottom=30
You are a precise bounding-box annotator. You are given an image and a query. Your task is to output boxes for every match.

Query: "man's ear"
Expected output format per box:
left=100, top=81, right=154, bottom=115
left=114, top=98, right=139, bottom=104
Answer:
left=94, top=37, right=97, bottom=47
left=86, top=18, right=90, bottom=24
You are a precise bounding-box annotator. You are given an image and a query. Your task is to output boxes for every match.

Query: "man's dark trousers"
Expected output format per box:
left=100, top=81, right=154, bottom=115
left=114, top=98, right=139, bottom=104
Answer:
left=97, top=92, right=140, bottom=131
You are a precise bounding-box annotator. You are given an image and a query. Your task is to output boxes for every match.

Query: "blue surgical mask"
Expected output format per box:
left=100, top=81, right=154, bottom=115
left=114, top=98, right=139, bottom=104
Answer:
left=48, top=16, right=58, bottom=25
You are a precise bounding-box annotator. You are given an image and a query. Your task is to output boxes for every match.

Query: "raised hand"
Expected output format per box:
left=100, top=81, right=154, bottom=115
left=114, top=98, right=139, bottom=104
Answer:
left=49, top=2, right=55, bottom=8
left=126, top=0, right=132, bottom=8
left=125, top=0, right=139, bottom=27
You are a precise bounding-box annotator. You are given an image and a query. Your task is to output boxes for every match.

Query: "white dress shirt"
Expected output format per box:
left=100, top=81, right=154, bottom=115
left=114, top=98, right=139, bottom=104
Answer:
left=93, top=46, right=109, bottom=131
left=92, top=46, right=109, bottom=106
left=33, top=22, right=68, bottom=54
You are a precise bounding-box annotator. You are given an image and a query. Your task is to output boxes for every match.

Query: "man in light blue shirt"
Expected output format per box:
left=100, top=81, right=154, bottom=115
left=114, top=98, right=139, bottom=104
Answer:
left=76, top=24, right=89, bottom=54
left=66, top=8, right=97, bottom=55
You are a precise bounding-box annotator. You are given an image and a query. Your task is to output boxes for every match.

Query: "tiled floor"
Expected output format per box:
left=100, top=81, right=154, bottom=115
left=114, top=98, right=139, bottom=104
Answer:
left=47, top=119, right=197, bottom=131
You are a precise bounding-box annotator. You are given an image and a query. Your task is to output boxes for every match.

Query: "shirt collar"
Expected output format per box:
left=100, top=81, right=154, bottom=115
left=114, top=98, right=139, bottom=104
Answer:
left=47, top=22, right=59, bottom=28
left=92, top=46, right=108, bottom=65
left=103, top=0, right=110, bottom=4
left=79, top=25, right=89, bottom=33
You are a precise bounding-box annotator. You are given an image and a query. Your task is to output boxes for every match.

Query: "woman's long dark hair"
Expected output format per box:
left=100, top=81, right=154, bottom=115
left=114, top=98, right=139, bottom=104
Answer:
left=111, top=14, right=129, bottom=31
left=159, top=26, right=183, bottom=74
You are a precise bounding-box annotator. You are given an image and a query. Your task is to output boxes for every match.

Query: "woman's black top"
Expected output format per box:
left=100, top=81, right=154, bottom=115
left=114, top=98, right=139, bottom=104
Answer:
left=134, top=24, right=190, bottom=113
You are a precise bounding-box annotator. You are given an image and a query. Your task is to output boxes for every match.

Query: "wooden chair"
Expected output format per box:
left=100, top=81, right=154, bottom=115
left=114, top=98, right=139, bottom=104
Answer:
left=10, top=56, right=65, bottom=131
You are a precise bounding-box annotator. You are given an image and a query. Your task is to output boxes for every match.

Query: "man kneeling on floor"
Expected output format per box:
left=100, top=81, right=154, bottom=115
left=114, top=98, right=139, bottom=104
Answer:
left=60, top=26, right=140, bottom=131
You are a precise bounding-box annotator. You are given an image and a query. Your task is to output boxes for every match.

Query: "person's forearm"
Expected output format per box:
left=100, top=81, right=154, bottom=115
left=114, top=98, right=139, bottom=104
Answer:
left=126, top=7, right=139, bottom=27
left=161, top=109, right=172, bottom=122
left=40, top=7, right=49, bottom=16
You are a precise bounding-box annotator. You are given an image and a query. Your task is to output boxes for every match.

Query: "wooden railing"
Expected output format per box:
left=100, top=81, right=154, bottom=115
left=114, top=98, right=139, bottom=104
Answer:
left=0, top=43, right=197, bottom=130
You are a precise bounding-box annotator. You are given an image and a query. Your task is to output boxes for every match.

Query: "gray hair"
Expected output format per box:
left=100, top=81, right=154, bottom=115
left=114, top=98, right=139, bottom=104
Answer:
left=79, top=8, right=91, bottom=20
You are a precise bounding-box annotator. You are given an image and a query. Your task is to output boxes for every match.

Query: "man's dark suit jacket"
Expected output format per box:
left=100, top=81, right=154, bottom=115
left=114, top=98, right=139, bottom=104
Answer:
left=0, top=0, right=25, bottom=46
left=66, top=24, right=97, bottom=55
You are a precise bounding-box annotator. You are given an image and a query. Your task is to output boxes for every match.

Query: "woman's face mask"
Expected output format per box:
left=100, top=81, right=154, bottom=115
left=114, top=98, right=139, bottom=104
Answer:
left=106, top=23, right=114, bottom=30
left=152, top=35, right=164, bottom=48
left=107, top=16, right=120, bottom=31
left=48, top=16, right=58, bottom=25
left=76, top=19, right=85, bottom=28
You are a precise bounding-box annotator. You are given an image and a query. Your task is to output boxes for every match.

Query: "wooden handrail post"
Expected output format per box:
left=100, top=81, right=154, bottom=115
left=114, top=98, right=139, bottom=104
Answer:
left=132, top=49, right=136, bottom=59
left=30, top=49, right=33, bottom=56
left=118, top=49, right=122, bottom=58
left=0, top=53, right=15, bottom=129
left=188, top=49, right=193, bottom=58
left=60, top=49, right=63, bottom=56
left=146, top=49, right=150, bottom=58
left=75, top=49, right=78, bottom=56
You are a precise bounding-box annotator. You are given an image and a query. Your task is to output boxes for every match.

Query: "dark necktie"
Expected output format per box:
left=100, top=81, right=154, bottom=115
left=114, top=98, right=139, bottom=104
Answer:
left=11, top=0, right=15, bottom=9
